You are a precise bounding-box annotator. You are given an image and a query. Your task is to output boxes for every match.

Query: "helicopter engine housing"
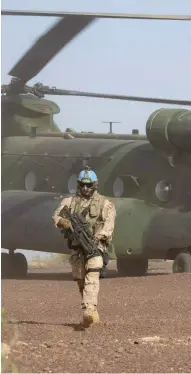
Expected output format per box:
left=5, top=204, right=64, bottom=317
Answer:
left=146, top=108, right=191, bottom=154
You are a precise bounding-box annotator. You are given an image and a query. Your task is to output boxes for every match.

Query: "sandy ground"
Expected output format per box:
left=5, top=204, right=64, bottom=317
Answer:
left=2, top=260, right=191, bottom=373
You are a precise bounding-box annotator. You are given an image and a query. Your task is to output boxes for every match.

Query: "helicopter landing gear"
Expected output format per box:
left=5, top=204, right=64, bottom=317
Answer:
left=117, top=258, right=148, bottom=277
left=1, top=250, right=28, bottom=279
left=172, top=252, right=191, bottom=273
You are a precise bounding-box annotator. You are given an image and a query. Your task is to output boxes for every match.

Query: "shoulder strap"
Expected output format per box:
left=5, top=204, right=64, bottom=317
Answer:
left=69, top=195, right=78, bottom=211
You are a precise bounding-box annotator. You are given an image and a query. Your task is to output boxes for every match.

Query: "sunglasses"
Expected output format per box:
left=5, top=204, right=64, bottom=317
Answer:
left=79, top=182, right=94, bottom=188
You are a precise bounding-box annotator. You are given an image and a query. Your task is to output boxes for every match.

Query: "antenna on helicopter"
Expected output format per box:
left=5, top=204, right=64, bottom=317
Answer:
left=102, top=121, right=122, bottom=134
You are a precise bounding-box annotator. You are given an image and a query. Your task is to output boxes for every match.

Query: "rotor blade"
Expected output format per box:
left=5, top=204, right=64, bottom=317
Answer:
left=2, top=9, right=191, bottom=21
left=39, top=87, right=191, bottom=106
left=8, top=15, right=95, bottom=82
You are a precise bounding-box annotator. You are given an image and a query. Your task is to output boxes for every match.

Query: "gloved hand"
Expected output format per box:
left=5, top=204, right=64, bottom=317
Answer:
left=94, top=233, right=107, bottom=244
left=57, top=217, right=72, bottom=229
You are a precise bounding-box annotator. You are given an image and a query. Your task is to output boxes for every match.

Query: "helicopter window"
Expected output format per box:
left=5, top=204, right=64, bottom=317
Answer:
left=113, top=177, right=124, bottom=197
left=155, top=180, right=172, bottom=203
left=25, top=171, right=37, bottom=191
left=68, top=174, right=77, bottom=194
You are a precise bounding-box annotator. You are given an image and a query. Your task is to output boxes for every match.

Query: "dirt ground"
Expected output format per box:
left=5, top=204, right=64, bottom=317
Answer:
left=2, top=260, right=191, bottom=373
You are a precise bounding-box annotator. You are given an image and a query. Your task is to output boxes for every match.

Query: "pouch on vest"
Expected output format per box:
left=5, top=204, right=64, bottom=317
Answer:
left=89, top=203, right=99, bottom=217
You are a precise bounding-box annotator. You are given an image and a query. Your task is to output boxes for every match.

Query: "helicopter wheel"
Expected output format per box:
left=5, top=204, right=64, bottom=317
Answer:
left=172, top=252, right=191, bottom=273
left=117, top=258, right=148, bottom=277
left=1, top=251, right=28, bottom=279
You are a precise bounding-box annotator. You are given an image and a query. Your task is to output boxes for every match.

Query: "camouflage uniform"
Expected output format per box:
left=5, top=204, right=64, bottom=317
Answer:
left=52, top=190, right=116, bottom=326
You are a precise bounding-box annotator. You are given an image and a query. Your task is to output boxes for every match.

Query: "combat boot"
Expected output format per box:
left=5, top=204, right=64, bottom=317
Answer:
left=83, top=308, right=100, bottom=328
left=92, top=309, right=100, bottom=323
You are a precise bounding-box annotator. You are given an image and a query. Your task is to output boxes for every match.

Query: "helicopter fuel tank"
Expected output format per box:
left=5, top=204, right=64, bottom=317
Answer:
left=146, top=108, right=191, bottom=154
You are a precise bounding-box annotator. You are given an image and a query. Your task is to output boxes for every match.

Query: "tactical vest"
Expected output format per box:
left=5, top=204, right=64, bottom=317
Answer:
left=69, top=192, right=105, bottom=236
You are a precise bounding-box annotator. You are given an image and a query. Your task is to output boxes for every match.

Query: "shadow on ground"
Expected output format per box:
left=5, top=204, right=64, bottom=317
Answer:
left=8, top=319, right=88, bottom=331
left=2, top=268, right=169, bottom=281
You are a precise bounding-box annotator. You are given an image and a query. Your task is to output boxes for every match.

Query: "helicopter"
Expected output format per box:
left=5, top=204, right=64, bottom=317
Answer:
left=1, top=9, right=191, bottom=278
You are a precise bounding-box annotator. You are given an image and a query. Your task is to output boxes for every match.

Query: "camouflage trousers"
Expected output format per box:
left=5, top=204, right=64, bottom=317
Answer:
left=69, top=248, right=103, bottom=311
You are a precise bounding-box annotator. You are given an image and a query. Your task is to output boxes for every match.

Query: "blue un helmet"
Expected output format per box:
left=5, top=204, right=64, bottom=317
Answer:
left=77, top=166, right=98, bottom=197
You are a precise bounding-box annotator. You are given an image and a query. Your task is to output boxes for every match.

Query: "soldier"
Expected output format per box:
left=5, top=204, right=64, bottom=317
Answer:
left=52, top=167, right=116, bottom=328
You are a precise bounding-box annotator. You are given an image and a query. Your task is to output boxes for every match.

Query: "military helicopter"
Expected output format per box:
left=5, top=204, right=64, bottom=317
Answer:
left=1, top=9, right=191, bottom=278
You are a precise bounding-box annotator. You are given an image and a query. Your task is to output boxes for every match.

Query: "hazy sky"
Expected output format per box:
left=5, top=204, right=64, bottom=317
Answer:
left=2, top=0, right=191, bottom=136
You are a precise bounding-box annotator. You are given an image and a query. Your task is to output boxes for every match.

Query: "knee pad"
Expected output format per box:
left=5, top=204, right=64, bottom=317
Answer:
left=85, top=255, right=103, bottom=274
left=85, top=267, right=102, bottom=274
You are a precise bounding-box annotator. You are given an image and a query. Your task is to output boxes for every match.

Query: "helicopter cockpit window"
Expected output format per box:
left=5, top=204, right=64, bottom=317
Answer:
left=113, top=177, right=124, bottom=197
left=155, top=180, right=172, bottom=203
left=25, top=171, right=37, bottom=191
left=68, top=174, right=77, bottom=194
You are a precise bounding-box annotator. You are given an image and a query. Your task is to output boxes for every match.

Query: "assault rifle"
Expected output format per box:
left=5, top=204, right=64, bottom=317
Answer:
left=59, top=205, right=102, bottom=260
